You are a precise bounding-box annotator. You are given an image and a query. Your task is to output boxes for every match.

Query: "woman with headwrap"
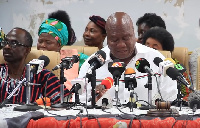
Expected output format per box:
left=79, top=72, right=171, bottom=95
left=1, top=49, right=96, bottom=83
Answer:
left=83, top=15, right=106, bottom=50
left=37, top=18, right=69, bottom=51
left=37, top=10, right=76, bottom=51
left=0, top=27, right=5, bottom=50
left=79, top=15, right=107, bottom=69
left=37, top=11, right=78, bottom=90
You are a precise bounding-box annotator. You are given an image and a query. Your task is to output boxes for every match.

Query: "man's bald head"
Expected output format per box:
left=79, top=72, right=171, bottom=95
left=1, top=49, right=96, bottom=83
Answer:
left=105, top=12, right=134, bottom=32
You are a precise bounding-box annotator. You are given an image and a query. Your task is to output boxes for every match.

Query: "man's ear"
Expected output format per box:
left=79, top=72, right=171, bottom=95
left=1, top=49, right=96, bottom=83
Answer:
left=25, top=47, right=31, bottom=56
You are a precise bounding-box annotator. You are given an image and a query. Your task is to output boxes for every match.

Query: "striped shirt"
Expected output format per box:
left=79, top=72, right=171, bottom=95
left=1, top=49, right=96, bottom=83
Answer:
left=0, top=63, right=69, bottom=104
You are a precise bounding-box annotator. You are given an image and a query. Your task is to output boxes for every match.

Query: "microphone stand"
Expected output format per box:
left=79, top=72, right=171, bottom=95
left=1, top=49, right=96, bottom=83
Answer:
left=127, top=83, right=137, bottom=112
left=51, top=62, right=68, bottom=108
left=114, top=76, right=120, bottom=105
left=140, top=74, right=155, bottom=110
left=86, top=70, right=101, bottom=109
left=176, top=81, right=183, bottom=111
left=0, top=78, right=26, bottom=108
left=14, top=64, right=42, bottom=111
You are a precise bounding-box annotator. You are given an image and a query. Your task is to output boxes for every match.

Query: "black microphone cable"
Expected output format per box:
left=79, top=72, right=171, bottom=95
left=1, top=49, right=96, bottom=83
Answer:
left=43, top=70, right=71, bottom=117
left=155, top=74, right=164, bottom=101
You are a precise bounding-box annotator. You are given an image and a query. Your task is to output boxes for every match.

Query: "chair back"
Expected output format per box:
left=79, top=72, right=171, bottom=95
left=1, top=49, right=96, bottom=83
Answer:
left=0, top=49, right=60, bottom=77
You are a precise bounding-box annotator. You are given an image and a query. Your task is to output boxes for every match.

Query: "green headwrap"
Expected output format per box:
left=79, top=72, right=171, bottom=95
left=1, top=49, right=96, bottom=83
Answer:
left=38, top=18, right=69, bottom=46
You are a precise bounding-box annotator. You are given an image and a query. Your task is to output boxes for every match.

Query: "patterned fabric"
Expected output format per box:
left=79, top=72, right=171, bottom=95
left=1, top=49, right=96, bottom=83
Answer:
left=0, top=27, right=5, bottom=42
left=174, top=58, right=192, bottom=101
left=38, top=18, right=69, bottom=46
left=78, top=52, right=89, bottom=71
left=0, top=64, right=69, bottom=104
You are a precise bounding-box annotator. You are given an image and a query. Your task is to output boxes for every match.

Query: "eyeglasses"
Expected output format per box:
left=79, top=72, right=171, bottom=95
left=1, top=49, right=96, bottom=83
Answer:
left=1, top=40, right=30, bottom=48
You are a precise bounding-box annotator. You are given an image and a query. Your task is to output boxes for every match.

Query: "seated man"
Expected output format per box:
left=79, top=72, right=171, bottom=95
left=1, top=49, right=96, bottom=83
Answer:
left=78, top=12, right=178, bottom=105
left=0, top=27, right=69, bottom=104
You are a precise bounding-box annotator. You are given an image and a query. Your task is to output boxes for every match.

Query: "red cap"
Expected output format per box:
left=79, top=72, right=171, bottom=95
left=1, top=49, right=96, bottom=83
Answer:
left=101, top=77, right=114, bottom=89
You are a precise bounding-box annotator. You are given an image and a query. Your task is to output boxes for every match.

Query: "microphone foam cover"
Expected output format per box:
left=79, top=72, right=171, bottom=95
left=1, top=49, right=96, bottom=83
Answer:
left=153, top=57, right=163, bottom=67
left=38, top=55, right=50, bottom=67
left=125, top=68, right=135, bottom=74
left=135, top=58, right=150, bottom=73
left=96, top=50, right=106, bottom=60
left=101, top=77, right=114, bottom=89
left=166, top=67, right=180, bottom=80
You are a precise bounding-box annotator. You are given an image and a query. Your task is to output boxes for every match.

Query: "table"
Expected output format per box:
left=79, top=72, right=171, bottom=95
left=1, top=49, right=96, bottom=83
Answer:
left=1, top=104, right=200, bottom=128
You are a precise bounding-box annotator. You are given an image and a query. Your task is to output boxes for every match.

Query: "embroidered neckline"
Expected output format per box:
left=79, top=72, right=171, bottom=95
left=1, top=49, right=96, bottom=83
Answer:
left=0, top=63, right=26, bottom=96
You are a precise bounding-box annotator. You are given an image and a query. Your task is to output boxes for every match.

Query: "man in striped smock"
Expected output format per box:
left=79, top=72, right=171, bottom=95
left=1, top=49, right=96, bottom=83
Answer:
left=0, top=27, right=69, bottom=104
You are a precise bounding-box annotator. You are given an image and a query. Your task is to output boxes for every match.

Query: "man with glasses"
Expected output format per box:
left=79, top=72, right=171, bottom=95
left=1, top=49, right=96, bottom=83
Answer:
left=0, top=27, right=69, bottom=104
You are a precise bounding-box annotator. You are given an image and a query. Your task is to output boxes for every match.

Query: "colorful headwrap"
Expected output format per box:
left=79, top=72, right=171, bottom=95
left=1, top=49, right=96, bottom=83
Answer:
left=38, top=18, right=69, bottom=46
left=0, top=27, right=5, bottom=42
left=89, top=15, right=106, bottom=34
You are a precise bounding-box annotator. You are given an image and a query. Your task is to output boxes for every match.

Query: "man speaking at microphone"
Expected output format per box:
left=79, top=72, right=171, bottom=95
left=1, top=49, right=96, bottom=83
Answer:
left=0, top=27, right=69, bottom=104
left=78, top=12, right=177, bottom=105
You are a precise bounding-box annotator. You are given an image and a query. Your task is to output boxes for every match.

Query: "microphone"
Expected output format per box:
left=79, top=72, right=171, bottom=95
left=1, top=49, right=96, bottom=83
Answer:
left=153, top=57, right=192, bottom=90
left=52, top=55, right=79, bottom=71
left=86, top=50, right=106, bottom=108
left=70, top=78, right=88, bottom=104
left=108, top=60, right=126, bottom=102
left=38, top=55, right=50, bottom=67
left=108, top=60, right=126, bottom=79
left=88, top=77, right=114, bottom=103
left=87, top=50, right=106, bottom=74
left=124, top=68, right=137, bottom=90
left=153, top=57, right=174, bottom=77
left=95, top=77, right=114, bottom=98
left=71, top=78, right=88, bottom=95
left=135, top=58, right=155, bottom=76
left=100, top=77, right=114, bottom=89
left=29, top=55, right=50, bottom=74
left=124, top=68, right=137, bottom=111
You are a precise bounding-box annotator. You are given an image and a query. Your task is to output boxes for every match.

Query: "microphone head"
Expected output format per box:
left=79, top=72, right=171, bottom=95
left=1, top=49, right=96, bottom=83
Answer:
left=108, top=61, right=126, bottom=78
left=153, top=57, right=163, bottom=67
left=88, top=50, right=106, bottom=69
left=125, top=68, right=136, bottom=74
left=72, top=55, right=79, bottom=63
left=38, top=55, right=50, bottom=67
left=166, top=67, right=180, bottom=80
left=124, top=68, right=137, bottom=89
left=135, top=58, right=150, bottom=73
left=97, top=50, right=106, bottom=60
left=101, top=77, right=114, bottom=89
